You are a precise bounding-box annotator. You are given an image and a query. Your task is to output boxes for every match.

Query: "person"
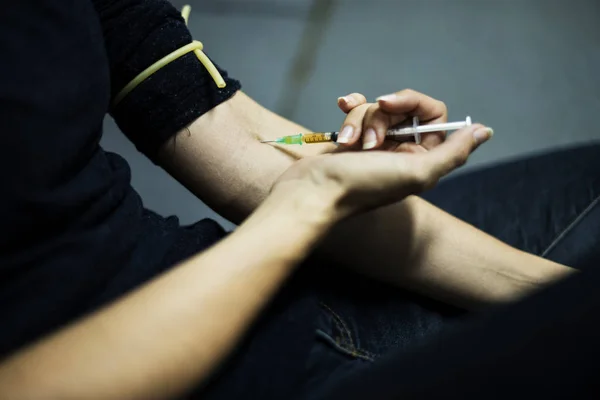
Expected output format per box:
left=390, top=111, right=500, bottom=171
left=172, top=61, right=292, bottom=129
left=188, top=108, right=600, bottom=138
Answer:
left=0, top=1, right=596, bottom=399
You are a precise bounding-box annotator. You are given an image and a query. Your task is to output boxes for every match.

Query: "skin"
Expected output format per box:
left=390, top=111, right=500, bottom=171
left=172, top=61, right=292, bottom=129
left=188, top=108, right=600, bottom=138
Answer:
left=324, top=91, right=572, bottom=307
left=160, top=89, right=574, bottom=307
left=0, top=186, right=336, bottom=400
left=0, top=89, right=575, bottom=399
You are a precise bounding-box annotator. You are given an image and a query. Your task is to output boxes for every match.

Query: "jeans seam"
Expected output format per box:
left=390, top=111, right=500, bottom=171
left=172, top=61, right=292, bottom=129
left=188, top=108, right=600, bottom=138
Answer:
left=318, top=302, right=378, bottom=361
left=319, top=302, right=354, bottom=350
left=541, top=193, right=600, bottom=258
left=315, top=329, right=376, bottom=362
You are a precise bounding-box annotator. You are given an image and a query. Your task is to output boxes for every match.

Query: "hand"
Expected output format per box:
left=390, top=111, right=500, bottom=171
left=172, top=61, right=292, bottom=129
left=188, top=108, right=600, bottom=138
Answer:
left=273, top=121, right=493, bottom=222
left=335, top=89, right=448, bottom=151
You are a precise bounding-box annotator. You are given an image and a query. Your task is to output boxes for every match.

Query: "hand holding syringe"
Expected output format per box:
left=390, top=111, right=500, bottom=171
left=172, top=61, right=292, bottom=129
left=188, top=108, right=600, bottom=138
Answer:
left=261, top=116, right=472, bottom=146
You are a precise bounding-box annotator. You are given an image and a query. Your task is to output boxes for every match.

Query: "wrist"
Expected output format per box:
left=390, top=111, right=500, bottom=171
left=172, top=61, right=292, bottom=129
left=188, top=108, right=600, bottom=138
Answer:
left=513, top=250, right=576, bottom=285
left=226, top=182, right=339, bottom=270
left=267, top=179, right=342, bottom=230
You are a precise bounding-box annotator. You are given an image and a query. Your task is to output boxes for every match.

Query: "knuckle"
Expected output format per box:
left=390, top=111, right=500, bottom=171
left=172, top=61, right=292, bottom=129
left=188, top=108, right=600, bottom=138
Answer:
left=351, top=92, right=367, bottom=104
left=438, top=100, right=448, bottom=114
left=399, top=88, right=416, bottom=96
left=342, top=104, right=371, bottom=132
left=347, top=103, right=370, bottom=120
left=362, top=103, right=380, bottom=121
left=368, top=107, right=391, bottom=129
left=370, top=104, right=387, bottom=118
left=367, top=102, right=380, bottom=113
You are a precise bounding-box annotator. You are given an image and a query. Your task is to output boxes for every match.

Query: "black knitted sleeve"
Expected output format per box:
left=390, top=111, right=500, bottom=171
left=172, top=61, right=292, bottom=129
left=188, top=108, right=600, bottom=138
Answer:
left=92, top=0, right=241, bottom=161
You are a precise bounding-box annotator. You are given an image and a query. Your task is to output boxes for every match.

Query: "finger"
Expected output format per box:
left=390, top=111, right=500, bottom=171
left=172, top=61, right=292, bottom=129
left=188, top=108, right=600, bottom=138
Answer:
left=424, top=124, right=493, bottom=180
left=336, top=103, right=371, bottom=145
left=418, top=119, right=447, bottom=150
left=377, top=89, right=448, bottom=151
left=395, top=142, right=428, bottom=154
left=376, top=89, right=447, bottom=123
left=361, top=104, right=409, bottom=150
left=337, top=93, right=368, bottom=113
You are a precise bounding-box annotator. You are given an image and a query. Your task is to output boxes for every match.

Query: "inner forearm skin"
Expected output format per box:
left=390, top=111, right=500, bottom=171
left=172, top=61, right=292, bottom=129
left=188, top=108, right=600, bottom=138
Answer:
left=160, top=92, right=575, bottom=311
left=320, top=196, right=574, bottom=309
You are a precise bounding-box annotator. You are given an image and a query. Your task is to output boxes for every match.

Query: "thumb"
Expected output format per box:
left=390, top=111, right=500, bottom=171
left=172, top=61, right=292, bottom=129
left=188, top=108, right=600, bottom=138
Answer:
left=425, top=123, right=493, bottom=179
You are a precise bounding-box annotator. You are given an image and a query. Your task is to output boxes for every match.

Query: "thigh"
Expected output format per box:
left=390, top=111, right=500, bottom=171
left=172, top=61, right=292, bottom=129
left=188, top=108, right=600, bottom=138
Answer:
left=302, top=269, right=465, bottom=395
left=313, top=261, right=600, bottom=400
left=303, top=144, right=600, bottom=396
left=421, top=142, right=600, bottom=267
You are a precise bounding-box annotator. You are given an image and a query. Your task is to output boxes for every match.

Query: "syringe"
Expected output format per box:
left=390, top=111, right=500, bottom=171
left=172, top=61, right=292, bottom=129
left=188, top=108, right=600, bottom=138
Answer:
left=261, top=116, right=472, bottom=145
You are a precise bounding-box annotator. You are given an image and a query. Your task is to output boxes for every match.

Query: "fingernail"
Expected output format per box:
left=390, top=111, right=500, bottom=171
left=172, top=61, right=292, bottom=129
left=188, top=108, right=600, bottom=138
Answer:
left=473, top=127, right=494, bottom=144
left=362, top=128, right=378, bottom=149
left=337, top=125, right=354, bottom=144
left=338, top=96, right=352, bottom=107
left=376, top=94, right=397, bottom=102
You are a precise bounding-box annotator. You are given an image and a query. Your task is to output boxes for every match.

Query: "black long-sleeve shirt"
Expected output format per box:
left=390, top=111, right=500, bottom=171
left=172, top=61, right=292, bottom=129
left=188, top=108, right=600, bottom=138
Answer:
left=0, top=1, right=315, bottom=398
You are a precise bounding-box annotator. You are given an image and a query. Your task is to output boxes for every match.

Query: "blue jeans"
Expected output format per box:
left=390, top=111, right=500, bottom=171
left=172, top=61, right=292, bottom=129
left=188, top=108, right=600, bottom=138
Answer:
left=303, top=142, right=600, bottom=396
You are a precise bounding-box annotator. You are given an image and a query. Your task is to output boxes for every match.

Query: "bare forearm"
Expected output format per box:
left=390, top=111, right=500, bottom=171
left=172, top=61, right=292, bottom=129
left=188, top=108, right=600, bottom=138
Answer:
left=0, top=188, right=332, bottom=400
left=159, top=91, right=332, bottom=223
left=321, top=196, right=574, bottom=309
left=160, top=92, right=574, bottom=310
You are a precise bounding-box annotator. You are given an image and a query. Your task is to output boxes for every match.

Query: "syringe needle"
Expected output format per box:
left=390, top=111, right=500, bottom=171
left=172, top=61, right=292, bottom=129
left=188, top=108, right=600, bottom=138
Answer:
left=260, top=140, right=277, bottom=143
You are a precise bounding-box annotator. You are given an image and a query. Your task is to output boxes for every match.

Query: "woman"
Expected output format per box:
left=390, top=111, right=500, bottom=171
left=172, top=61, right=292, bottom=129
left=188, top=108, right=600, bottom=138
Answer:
left=1, top=1, right=596, bottom=399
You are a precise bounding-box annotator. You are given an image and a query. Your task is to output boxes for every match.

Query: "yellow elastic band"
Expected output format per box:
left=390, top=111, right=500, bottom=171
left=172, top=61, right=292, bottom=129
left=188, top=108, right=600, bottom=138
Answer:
left=181, top=4, right=191, bottom=25
left=112, top=5, right=225, bottom=108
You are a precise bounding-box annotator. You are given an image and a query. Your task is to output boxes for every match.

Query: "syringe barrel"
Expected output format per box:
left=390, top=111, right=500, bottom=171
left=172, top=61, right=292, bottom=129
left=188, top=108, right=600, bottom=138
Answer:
left=386, top=117, right=471, bottom=137
left=302, top=132, right=334, bottom=143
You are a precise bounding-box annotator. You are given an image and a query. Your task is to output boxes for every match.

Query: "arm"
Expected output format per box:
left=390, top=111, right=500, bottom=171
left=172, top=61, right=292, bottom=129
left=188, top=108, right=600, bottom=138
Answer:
left=322, top=197, right=573, bottom=309
left=158, top=91, right=333, bottom=223
left=159, top=91, right=574, bottom=309
left=0, top=122, right=488, bottom=399
left=0, top=185, right=333, bottom=400
left=93, top=0, right=572, bottom=308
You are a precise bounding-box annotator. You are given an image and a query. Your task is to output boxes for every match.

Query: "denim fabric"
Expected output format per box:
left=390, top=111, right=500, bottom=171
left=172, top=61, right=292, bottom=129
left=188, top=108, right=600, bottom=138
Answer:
left=422, top=142, right=600, bottom=264
left=301, top=142, right=600, bottom=397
